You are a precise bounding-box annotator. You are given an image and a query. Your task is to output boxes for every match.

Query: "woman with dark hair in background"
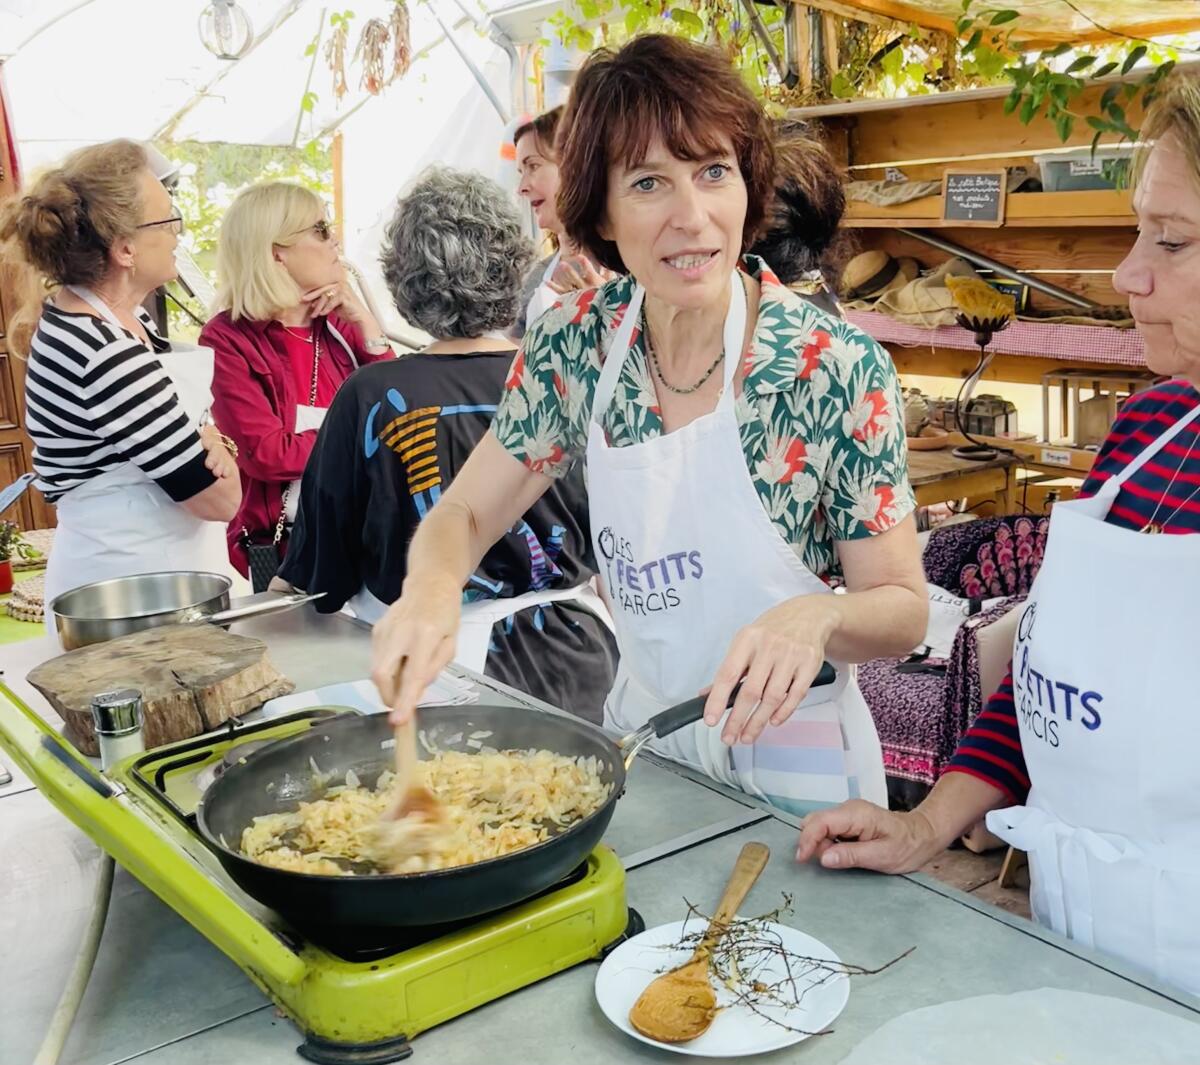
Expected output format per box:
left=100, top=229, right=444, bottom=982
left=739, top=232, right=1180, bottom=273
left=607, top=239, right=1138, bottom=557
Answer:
left=750, top=120, right=850, bottom=318
left=281, top=167, right=616, bottom=721
left=513, top=106, right=609, bottom=335
left=374, top=36, right=927, bottom=812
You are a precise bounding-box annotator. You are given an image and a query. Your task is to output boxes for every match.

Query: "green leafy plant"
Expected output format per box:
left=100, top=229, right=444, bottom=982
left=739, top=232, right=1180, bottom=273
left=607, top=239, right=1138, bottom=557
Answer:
left=956, top=2, right=1185, bottom=146
left=0, top=521, right=38, bottom=563
left=538, top=0, right=1186, bottom=131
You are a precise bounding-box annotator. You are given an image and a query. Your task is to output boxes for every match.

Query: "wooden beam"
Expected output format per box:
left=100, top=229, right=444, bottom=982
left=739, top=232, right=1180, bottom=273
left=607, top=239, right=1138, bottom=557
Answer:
left=821, top=11, right=839, bottom=84
left=889, top=347, right=1141, bottom=387
left=808, top=0, right=956, bottom=33
left=843, top=189, right=1135, bottom=230
left=332, top=132, right=344, bottom=234
left=791, top=3, right=813, bottom=96
left=793, top=0, right=903, bottom=29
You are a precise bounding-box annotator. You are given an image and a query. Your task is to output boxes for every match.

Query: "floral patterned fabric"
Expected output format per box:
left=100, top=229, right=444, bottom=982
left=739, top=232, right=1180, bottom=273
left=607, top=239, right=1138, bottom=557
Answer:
left=491, top=256, right=915, bottom=577
left=860, top=515, right=1051, bottom=804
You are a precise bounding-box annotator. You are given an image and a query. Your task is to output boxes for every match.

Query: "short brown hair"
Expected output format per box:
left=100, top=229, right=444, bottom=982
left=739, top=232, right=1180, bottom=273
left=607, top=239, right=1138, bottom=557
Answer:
left=751, top=120, right=850, bottom=285
left=514, top=106, right=564, bottom=159
left=0, top=139, right=148, bottom=288
left=557, top=35, right=775, bottom=274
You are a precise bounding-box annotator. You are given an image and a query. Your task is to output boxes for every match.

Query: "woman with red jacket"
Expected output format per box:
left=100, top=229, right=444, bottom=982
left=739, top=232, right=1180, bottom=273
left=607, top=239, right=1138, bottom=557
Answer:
left=201, top=182, right=392, bottom=584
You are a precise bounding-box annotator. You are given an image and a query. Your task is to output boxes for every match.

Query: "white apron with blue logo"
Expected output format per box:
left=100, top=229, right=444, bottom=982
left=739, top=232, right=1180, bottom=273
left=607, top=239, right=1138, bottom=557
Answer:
left=585, top=273, right=886, bottom=812
left=988, top=402, right=1200, bottom=993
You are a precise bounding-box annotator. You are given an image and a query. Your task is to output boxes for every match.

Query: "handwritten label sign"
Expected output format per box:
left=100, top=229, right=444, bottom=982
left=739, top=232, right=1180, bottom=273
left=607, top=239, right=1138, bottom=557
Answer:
left=942, top=169, right=1007, bottom=226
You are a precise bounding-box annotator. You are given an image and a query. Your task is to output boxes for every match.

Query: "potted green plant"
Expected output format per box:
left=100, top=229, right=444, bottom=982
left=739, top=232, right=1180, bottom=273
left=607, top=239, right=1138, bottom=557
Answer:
left=0, top=521, right=39, bottom=595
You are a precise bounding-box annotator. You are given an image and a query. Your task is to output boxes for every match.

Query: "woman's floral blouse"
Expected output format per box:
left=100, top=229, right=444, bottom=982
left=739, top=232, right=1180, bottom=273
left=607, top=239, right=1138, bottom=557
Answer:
left=491, top=255, right=915, bottom=577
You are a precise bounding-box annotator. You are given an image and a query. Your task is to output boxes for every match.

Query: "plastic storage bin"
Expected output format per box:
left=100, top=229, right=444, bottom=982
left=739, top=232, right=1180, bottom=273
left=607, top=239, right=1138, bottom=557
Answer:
left=1034, top=145, right=1133, bottom=192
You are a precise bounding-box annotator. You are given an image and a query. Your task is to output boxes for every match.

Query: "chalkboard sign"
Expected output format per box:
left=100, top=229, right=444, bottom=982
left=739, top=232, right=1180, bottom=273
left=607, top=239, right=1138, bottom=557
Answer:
left=942, top=169, right=1007, bottom=226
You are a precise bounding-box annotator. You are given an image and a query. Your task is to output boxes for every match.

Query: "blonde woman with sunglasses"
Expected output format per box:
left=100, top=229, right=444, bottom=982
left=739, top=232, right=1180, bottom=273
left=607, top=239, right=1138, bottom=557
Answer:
left=201, top=182, right=392, bottom=586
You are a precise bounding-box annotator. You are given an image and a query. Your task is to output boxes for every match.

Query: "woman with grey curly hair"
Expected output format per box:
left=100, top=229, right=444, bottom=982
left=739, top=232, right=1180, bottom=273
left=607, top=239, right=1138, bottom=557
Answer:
left=280, top=167, right=617, bottom=721
left=382, top=166, right=531, bottom=339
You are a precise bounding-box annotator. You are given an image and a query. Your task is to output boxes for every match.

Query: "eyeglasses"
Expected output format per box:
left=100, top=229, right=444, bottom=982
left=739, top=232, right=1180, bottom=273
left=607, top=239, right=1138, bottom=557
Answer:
left=136, top=214, right=185, bottom=236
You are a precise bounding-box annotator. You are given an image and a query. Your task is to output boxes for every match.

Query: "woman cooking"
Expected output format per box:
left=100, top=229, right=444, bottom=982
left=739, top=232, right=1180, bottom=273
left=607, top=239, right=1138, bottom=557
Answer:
left=373, top=34, right=928, bottom=813
left=513, top=106, right=610, bottom=336
left=798, top=69, right=1200, bottom=994
left=0, top=139, right=240, bottom=605
left=201, top=182, right=393, bottom=588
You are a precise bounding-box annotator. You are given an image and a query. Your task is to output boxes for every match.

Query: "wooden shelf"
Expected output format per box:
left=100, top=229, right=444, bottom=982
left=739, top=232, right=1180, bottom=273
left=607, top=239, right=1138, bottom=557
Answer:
left=942, top=432, right=1100, bottom=477
left=888, top=347, right=1142, bottom=386
left=844, top=189, right=1134, bottom=229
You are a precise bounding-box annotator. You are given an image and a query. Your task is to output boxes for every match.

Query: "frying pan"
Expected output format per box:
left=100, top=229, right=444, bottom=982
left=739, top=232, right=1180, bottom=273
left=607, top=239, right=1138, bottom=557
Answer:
left=49, top=571, right=322, bottom=650
left=196, top=663, right=836, bottom=942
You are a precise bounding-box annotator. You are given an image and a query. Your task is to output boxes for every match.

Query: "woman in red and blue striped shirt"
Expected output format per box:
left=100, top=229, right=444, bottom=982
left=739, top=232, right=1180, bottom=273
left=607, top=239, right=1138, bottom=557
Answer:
left=799, top=68, right=1200, bottom=994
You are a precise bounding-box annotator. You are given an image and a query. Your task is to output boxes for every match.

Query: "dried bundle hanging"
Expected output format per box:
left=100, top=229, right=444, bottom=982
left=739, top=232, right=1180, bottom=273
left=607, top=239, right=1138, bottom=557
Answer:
left=325, top=17, right=351, bottom=100
left=390, top=0, right=412, bottom=80
left=356, top=17, right=391, bottom=95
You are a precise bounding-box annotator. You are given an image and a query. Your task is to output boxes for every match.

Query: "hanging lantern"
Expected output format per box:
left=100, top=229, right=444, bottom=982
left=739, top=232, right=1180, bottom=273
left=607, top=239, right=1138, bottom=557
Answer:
left=198, top=0, right=254, bottom=60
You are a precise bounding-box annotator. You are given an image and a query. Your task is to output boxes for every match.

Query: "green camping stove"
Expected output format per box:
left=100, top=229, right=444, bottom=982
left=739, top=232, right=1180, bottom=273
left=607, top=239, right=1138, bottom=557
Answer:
left=0, top=684, right=637, bottom=1064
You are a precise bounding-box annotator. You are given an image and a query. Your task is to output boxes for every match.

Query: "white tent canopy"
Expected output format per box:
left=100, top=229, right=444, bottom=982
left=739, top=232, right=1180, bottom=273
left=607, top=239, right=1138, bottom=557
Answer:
left=0, top=0, right=562, bottom=334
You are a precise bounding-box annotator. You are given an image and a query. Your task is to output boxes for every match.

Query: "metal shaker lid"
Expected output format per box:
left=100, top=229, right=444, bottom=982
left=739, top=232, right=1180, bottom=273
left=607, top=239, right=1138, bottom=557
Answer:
left=90, top=689, right=144, bottom=737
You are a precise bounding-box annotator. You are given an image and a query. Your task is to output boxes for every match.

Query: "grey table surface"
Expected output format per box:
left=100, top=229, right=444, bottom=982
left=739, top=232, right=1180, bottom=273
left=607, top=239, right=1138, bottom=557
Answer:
left=3, top=608, right=1199, bottom=1065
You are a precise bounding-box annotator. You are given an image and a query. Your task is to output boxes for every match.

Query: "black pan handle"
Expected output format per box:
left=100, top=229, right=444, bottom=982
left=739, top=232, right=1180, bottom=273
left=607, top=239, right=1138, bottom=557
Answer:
left=649, top=660, right=838, bottom=741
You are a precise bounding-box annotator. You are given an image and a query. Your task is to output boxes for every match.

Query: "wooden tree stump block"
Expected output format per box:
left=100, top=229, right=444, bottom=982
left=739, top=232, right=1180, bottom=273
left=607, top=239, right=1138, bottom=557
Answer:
left=27, top=624, right=295, bottom=755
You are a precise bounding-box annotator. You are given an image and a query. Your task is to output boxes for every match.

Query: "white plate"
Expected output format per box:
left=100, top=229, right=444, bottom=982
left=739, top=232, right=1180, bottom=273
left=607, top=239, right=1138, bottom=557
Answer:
left=595, top=918, right=850, bottom=1057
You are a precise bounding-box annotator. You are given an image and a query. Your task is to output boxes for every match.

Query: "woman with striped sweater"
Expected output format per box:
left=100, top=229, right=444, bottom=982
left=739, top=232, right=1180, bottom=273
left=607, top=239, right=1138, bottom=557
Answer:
left=799, top=70, right=1200, bottom=996
left=0, top=140, right=240, bottom=606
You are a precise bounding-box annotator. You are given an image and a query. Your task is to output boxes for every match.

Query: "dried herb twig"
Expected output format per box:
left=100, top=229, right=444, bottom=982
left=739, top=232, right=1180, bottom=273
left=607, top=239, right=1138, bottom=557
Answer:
left=653, top=894, right=915, bottom=1037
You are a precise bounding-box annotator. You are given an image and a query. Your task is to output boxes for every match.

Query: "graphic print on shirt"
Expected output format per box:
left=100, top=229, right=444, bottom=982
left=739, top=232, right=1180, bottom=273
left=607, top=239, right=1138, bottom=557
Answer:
left=1013, top=599, right=1104, bottom=750
left=363, top=386, right=564, bottom=601
left=597, top=524, right=702, bottom=617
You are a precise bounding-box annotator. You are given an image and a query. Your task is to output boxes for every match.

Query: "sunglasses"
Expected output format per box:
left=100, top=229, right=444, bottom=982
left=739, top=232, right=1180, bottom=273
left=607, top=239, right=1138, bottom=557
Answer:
left=285, top=219, right=335, bottom=242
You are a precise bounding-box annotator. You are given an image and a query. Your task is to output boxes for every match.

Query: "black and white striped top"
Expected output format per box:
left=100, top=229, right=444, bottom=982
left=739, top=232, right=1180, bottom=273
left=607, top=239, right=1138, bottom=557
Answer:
left=24, top=303, right=215, bottom=503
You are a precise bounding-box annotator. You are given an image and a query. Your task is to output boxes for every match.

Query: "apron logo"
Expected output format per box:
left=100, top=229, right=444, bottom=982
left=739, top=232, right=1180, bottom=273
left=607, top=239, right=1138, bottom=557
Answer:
left=598, top=526, right=702, bottom=617
left=1014, top=602, right=1103, bottom=749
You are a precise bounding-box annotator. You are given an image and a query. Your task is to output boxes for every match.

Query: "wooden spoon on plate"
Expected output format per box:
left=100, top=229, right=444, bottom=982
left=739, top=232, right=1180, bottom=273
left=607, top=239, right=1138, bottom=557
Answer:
left=629, top=841, right=770, bottom=1043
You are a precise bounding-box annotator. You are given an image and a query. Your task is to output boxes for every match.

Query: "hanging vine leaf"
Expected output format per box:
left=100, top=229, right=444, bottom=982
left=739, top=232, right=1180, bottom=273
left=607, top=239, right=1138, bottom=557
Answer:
left=988, top=9, right=1018, bottom=26
left=1121, top=44, right=1148, bottom=75
left=1066, top=55, right=1095, bottom=74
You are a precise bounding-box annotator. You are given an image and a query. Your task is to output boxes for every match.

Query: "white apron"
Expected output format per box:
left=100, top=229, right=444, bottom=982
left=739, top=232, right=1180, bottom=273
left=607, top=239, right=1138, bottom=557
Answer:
left=44, top=288, right=233, bottom=611
left=345, top=578, right=611, bottom=675
left=586, top=273, right=886, bottom=812
left=523, top=251, right=562, bottom=332
left=987, top=402, right=1200, bottom=993
left=283, top=322, right=359, bottom=523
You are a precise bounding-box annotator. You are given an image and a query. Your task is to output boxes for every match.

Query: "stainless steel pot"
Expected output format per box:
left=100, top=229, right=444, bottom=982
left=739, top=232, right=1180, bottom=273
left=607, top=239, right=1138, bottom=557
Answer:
left=49, top=571, right=322, bottom=650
